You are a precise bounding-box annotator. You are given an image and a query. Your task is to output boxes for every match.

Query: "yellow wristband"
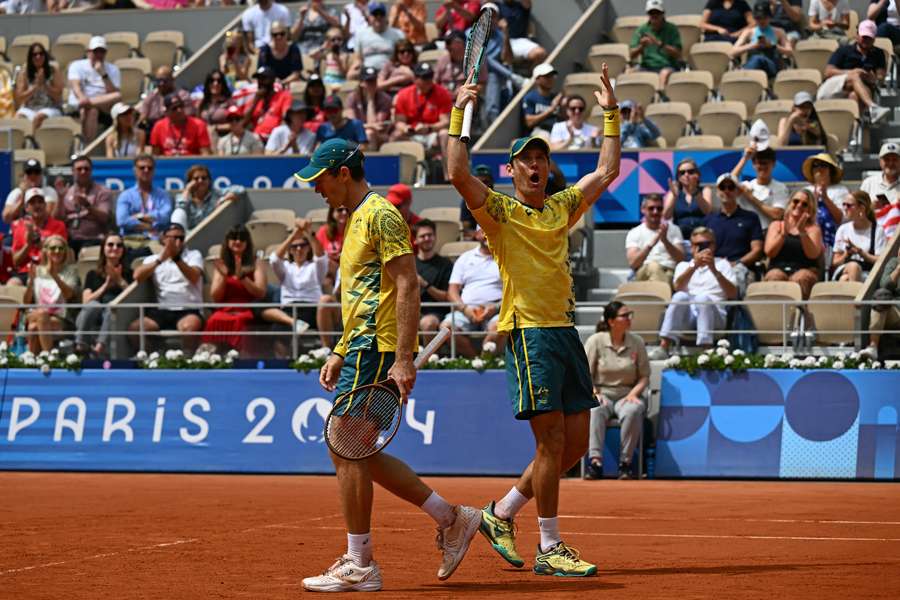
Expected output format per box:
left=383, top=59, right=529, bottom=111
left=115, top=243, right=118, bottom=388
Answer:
left=603, top=107, right=620, bottom=137
left=448, top=106, right=465, bottom=137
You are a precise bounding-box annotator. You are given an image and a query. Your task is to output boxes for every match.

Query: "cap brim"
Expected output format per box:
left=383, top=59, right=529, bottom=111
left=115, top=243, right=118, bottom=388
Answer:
left=510, top=137, right=551, bottom=160
left=294, top=165, right=328, bottom=182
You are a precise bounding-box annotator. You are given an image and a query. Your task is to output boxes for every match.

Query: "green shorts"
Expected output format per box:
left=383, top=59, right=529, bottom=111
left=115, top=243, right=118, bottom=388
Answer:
left=334, top=347, right=396, bottom=400
left=505, top=326, right=596, bottom=420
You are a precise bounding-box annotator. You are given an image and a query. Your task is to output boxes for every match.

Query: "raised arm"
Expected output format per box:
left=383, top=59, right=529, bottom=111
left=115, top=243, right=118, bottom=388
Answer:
left=447, top=80, right=492, bottom=212
left=575, top=63, right=621, bottom=206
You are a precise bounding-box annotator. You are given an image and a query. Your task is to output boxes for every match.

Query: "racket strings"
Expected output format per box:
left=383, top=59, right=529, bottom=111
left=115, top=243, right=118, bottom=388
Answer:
left=464, top=13, right=492, bottom=75
left=327, top=385, right=402, bottom=459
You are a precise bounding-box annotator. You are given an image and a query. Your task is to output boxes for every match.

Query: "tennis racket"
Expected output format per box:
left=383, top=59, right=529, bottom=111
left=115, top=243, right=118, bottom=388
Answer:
left=325, top=327, right=451, bottom=460
left=459, top=4, right=496, bottom=144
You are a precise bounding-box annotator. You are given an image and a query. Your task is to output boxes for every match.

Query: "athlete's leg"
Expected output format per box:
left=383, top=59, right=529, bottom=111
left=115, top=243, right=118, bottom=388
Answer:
left=330, top=451, right=374, bottom=534
left=528, top=410, right=567, bottom=519
left=368, top=452, right=432, bottom=507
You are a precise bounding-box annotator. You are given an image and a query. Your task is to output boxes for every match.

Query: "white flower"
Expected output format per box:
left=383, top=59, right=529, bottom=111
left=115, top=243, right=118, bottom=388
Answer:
left=165, top=349, right=179, bottom=360
left=832, top=360, right=844, bottom=370
left=482, top=341, right=497, bottom=354
left=724, top=355, right=735, bottom=366
left=0, top=356, right=6, bottom=366
left=135, top=351, right=148, bottom=361
left=858, top=364, right=868, bottom=371
left=764, top=354, right=777, bottom=366
left=817, top=356, right=829, bottom=366
left=789, top=359, right=801, bottom=369
left=298, top=355, right=312, bottom=364
left=697, top=354, right=710, bottom=365
left=836, top=352, right=847, bottom=361
left=149, top=352, right=160, bottom=361
left=210, top=354, right=222, bottom=364
left=227, top=349, right=240, bottom=359
left=148, top=360, right=159, bottom=369
left=803, top=356, right=817, bottom=367
left=732, top=349, right=745, bottom=357
left=195, top=351, right=211, bottom=363
left=471, top=358, right=485, bottom=370
left=427, top=353, right=440, bottom=364
left=872, top=361, right=882, bottom=369
left=66, top=354, right=79, bottom=365
left=50, top=348, right=59, bottom=357
left=310, top=346, right=331, bottom=359
left=40, top=364, right=51, bottom=374
left=664, top=356, right=681, bottom=368
left=439, top=357, right=450, bottom=365
left=780, top=353, right=794, bottom=363
left=23, top=355, right=35, bottom=366
left=849, top=352, right=860, bottom=361
left=0, top=341, right=7, bottom=352
left=716, top=347, right=729, bottom=357
left=704, top=348, right=715, bottom=356
left=225, top=357, right=234, bottom=365
left=717, top=339, right=730, bottom=349
left=860, top=346, right=878, bottom=359
left=497, top=359, right=504, bottom=367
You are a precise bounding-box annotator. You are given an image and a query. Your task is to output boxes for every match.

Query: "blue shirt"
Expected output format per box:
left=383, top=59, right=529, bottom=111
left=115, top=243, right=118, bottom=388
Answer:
left=621, top=119, right=661, bottom=149
left=704, top=206, right=763, bottom=263
left=315, top=118, right=368, bottom=145
left=521, top=89, right=556, bottom=129
left=116, top=185, right=173, bottom=239
left=499, top=1, right=530, bottom=38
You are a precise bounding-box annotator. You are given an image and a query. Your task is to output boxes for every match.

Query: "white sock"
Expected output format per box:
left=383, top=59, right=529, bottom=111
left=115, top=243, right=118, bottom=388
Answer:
left=494, top=486, right=529, bottom=521
left=421, top=491, right=455, bottom=529
left=347, top=532, right=372, bottom=566
left=538, top=517, right=561, bottom=553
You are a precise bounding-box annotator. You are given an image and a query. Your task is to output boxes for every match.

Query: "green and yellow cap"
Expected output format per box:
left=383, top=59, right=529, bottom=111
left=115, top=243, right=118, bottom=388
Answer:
left=294, top=138, right=364, bottom=182
left=508, top=136, right=551, bottom=163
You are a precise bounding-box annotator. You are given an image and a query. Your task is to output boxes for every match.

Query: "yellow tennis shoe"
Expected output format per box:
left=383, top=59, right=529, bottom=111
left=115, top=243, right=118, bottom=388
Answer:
left=533, top=542, right=597, bottom=577
left=478, top=501, right=525, bottom=568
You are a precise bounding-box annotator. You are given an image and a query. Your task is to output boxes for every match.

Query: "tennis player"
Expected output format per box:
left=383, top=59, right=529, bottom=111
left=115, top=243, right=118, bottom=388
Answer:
left=295, top=139, right=481, bottom=593
left=446, top=65, right=621, bottom=577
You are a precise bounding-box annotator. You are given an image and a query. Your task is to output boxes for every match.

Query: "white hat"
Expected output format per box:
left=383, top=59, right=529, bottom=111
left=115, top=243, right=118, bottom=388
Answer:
left=532, top=63, right=557, bottom=78
left=748, top=118, right=770, bottom=151
left=646, top=0, right=664, bottom=12
left=111, top=102, right=133, bottom=120
left=24, top=187, right=45, bottom=203
left=880, top=141, right=900, bottom=158
left=482, top=2, right=499, bottom=13
left=716, top=173, right=737, bottom=187
left=88, top=36, right=107, bottom=51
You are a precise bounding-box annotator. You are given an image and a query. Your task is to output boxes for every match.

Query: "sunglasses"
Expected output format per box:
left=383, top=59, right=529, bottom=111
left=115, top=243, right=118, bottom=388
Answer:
left=137, top=165, right=154, bottom=171
left=335, top=207, right=349, bottom=213
left=47, top=246, right=67, bottom=252
left=210, top=77, right=223, bottom=83
left=789, top=198, right=807, bottom=207
left=32, top=51, right=45, bottom=57
left=842, top=203, right=858, bottom=209
left=812, top=162, right=830, bottom=169
left=105, top=242, right=125, bottom=248
left=645, top=206, right=663, bottom=213
left=290, top=242, right=310, bottom=250
left=568, top=105, right=585, bottom=112
left=329, top=37, right=343, bottom=42
left=166, top=235, right=185, bottom=241
left=616, top=311, right=635, bottom=320
left=192, top=175, right=210, bottom=181
left=272, top=31, right=287, bottom=37
left=719, top=183, right=736, bottom=191
left=398, top=48, right=414, bottom=54
left=679, top=168, right=698, bottom=175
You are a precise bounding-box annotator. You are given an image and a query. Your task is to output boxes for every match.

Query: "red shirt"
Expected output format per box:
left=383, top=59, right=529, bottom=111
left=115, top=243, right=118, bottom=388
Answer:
left=11, top=216, right=68, bottom=273
left=435, top=1, right=481, bottom=35
left=394, top=83, right=453, bottom=128
left=316, top=224, right=344, bottom=263
left=246, top=90, right=293, bottom=140
left=150, top=116, right=211, bottom=156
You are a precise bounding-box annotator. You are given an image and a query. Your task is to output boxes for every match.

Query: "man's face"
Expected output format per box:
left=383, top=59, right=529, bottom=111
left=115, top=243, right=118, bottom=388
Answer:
left=314, top=169, right=350, bottom=208
left=642, top=199, right=664, bottom=226
left=536, top=72, right=556, bottom=89
left=90, top=48, right=107, bottom=63
left=325, top=106, right=342, bottom=125
left=415, top=75, right=434, bottom=95
left=881, top=153, right=900, bottom=179
left=164, top=228, right=185, bottom=253
left=859, top=34, right=875, bottom=51
left=26, top=197, right=47, bottom=220
left=228, top=116, right=243, bottom=132
left=134, top=159, right=155, bottom=185
left=370, top=10, right=387, bottom=31
left=691, top=234, right=715, bottom=255
left=289, top=112, right=307, bottom=130
left=167, top=101, right=186, bottom=125
left=73, top=160, right=92, bottom=186
left=415, top=226, right=436, bottom=253
left=752, top=158, right=774, bottom=179
left=508, top=146, right=549, bottom=195
left=156, top=67, right=174, bottom=94
left=718, top=179, right=738, bottom=203
left=648, top=10, right=664, bottom=28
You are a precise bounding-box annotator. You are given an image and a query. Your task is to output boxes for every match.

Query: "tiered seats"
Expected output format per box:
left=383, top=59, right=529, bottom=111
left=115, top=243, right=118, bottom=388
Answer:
left=752, top=99, right=793, bottom=137
left=676, top=134, right=723, bottom=149
left=564, top=72, right=608, bottom=113
left=33, top=117, right=83, bottom=166
left=613, top=71, right=659, bottom=108
left=614, top=281, right=671, bottom=344
left=439, top=241, right=478, bottom=260
left=612, top=16, right=646, bottom=45
left=51, top=33, right=91, bottom=74
left=0, top=118, right=32, bottom=150
left=418, top=207, right=462, bottom=250
left=814, top=99, right=860, bottom=155
left=8, top=34, right=51, bottom=65
left=808, top=281, right=864, bottom=345
left=773, top=69, right=822, bottom=101
left=745, top=281, right=802, bottom=345
left=667, top=15, right=702, bottom=56
left=689, top=42, right=732, bottom=86
left=719, top=69, right=768, bottom=114
left=794, top=38, right=839, bottom=72
left=645, top=102, right=691, bottom=147
left=697, top=101, right=747, bottom=146
left=140, top=30, right=185, bottom=71
left=115, top=57, right=152, bottom=105
left=587, top=44, right=629, bottom=79
left=305, top=208, right=328, bottom=231
left=664, top=70, right=713, bottom=116
left=104, top=31, right=140, bottom=63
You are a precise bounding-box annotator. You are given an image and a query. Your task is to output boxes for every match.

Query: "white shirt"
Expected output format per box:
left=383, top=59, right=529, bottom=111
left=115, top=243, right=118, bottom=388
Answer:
left=265, top=124, right=317, bottom=155
left=270, top=252, right=328, bottom=304
left=860, top=172, right=900, bottom=204
left=242, top=2, right=295, bottom=48
left=217, top=130, right=264, bottom=156
left=143, top=249, right=204, bottom=310
left=342, top=2, right=370, bottom=48
left=804, top=184, right=851, bottom=206
left=353, top=25, right=405, bottom=70
left=808, top=0, right=849, bottom=21
left=6, top=185, right=58, bottom=213
left=449, top=246, right=502, bottom=306
left=833, top=221, right=887, bottom=256
left=674, top=257, right=736, bottom=317
left=0, top=0, right=45, bottom=14
left=549, top=121, right=599, bottom=149
left=67, top=59, right=121, bottom=107
left=742, top=178, right=789, bottom=229
left=625, top=222, right=684, bottom=270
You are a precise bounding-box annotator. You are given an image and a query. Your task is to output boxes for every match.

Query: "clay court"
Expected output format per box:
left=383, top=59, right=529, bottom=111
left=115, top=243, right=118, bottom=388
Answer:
left=2, top=473, right=899, bottom=599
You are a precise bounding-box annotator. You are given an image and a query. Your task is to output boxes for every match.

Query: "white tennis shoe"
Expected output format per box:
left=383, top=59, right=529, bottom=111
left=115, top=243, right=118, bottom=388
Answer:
left=302, top=555, right=382, bottom=592
left=436, top=505, right=481, bottom=580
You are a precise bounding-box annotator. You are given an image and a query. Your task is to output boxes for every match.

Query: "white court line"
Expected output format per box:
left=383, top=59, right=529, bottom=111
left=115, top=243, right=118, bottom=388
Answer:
left=239, top=513, right=343, bottom=534
left=0, top=539, right=199, bottom=576
left=564, top=531, right=900, bottom=543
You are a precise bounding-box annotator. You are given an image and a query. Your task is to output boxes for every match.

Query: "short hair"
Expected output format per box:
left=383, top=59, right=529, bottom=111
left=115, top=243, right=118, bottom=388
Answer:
left=690, top=226, right=716, bottom=242
left=134, top=153, right=155, bottom=167
left=753, top=147, right=776, bottom=162
left=71, top=155, right=93, bottom=168
left=413, top=218, right=436, bottom=235
left=328, top=162, right=366, bottom=181
left=185, top=164, right=211, bottom=182
left=641, top=194, right=663, bottom=206
left=566, top=94, right=586, bottom=107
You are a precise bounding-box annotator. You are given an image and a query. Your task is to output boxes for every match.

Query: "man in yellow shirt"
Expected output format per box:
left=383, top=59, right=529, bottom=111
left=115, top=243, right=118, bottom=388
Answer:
left=446, top=65, right=621, bottom=577
left=295, top=139, right=480, bottom=592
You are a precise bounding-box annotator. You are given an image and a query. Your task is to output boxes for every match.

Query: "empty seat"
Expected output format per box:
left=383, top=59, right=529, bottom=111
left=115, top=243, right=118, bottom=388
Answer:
left=676, top=134, right=724, bottom=149
left=250, top=208, right=296, bottom=226
left=51, top=33, right=91, bottom=74
left=773, top=68, right=823, bottom=101
left=697, top=101, right=747, bottom=146
left=645, top=102, right=692, bottom=147
left=379, top=141, right=426, bottom=185
left=664, top=70, right=713, bottom=116
left=614, top=281, right=672, bottom=344
left=668, top=14, right=702, bottom=56
left=247, top=221, right=289, bottom=251
left=794, top=38, right=839, bottom=72
left=115, top=57, right=152, bottom=105
left=814, top=99, right=859, bottom=153
left=719, top=69, right=768, bottom=114
left=439, top=240, right=478, bottom=260
left=8, top=34, right=51, bottom=66
left=141, top=30, right=186, bottom=71
left=745, top=281, right=802, bottom=345
left=104, top=31, right=140, bottom=63
left=425, top=22, right=439, bottom=43
left=689, top=41, right=733, bottom=86
left=613, top=71, right=659, bottom=108
left=418, top=48, right=445, bottom=69
left=564, top=72, right=608, bottom=113
left=612, top=16, right=646, bottom=45
left=808, top=281, right=864, bottom=345
left=753, top=99, right=793, bottom=137
left=33, top=117, right=82, bottom=165
left=874, top=36, right=895, bottom=82
left=305, top=207, right=329, bottom=231
left=587, top=44, right=629, bottom=79
left=0, top=118, right=32, bottom=150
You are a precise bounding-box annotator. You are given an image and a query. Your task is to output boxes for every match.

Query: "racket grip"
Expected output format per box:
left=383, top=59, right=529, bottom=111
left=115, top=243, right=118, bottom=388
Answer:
left=460, top=101, right=475, bottom=144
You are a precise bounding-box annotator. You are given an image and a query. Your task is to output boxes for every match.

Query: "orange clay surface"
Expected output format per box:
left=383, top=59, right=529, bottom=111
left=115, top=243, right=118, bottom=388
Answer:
left=2, top=473, right=899, bottom=599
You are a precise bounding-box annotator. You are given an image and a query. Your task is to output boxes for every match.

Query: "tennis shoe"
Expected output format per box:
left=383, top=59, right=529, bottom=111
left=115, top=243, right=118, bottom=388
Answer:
left=436, top=505, right=481, bottom=580
left=302, top=555, right=382, bottom=592
left=533, top=541, right=597, bottom=577
left=478, top=501, right=525, bottom=568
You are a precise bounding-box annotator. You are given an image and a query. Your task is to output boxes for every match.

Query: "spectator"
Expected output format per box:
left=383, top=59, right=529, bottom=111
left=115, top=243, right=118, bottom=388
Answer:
left=345, top=66, right=393, bottom=150
left=139, top=65, right=195, bottom=133
left=258, top=20, right=304, bottom=86
left=730, top=144, right=788, bottom=229
left=869, top=0, right=900, bottom=46
left=705, top=173, right=764, bottom=294
left=498, top=0, right=547, bottom=65
left=23, top=235, right=79, bottom=353
left=654, top=227, right=738, bottom=356
left=442, top=227, right=504, bottom=357
left=74, top=231, right=132, bottom=357
left=459, top=164, right=493, bottom=238
left=832, top=191, right=886, bottom=282
left=127, top=225, right=201, bottom=354
left=105, top=103, right=146, bottom=158
left=202, top=224, right=266, bottom=353
left=767, top=0, right=804, bottom=44
left=700, top=0, right=753, bottom=41
left=150, top=94, right=212, bottom=157
left=730, top=0, right=792, bottom=78
left=389, top=0, right=427, bottom=45
left=197, top=70, right=234, bottom=139
left=620, top=100, right=660, bottom=149
left=54, top=156, right=112, bottom=256
left=67, top=36, right=122, bottom=143
left=481, top=5, right=526, bottom=125
left=869, top=244, right=900, bottom=355
left=316, top=95, right=368, bottom=148
left=218, top=105, right=264, bottom=155
left=378, top=39, right=418, bottom=96
left=303, top=73, right=328, bottom=133
left=819, top=20, right=890, bottom=123
left=630, top=0, right=682, bottom=88
left=802, top=152, right=849, bottom=248
left=777, top=91, right=829, bottom=147
left=583, top=301, right=649, bottom=480
left=265, top=218, right=334, bottom=348
left=220, top=30, right=252, bottom=86
left=626, top=194, right=685, bottom=285
left=414, top=219, right=453, bottom=339
left=550, top=94, right=599, bottom=151
left=266, top=101, right=317, bottom=155
left=435, top=0, right=481, bottom=37
left=386, top=183, right=421, bottom=231
left=0, top=0, right=48, bottom=13
left=437, top=30, right=488, bottom=94
left=171, top=164, right=242, bottom=232
left=350, top=1, right=405, bottom=77
left=243, top=66, right=293, bottom=142
left=14, top=42, right=63, bottom=133
left=3, top=158, right=59, bottom=224
left=10, top=188, right=68, bottom=286
left=391, top=63, right=452, bottom=175
left=116, top=155, right=172, bottom=243
left=663, top=158, right=713, bottom=239
left=316, top=205, right=348, bottom=277
left=293, top=0, right=341, bottom=54
left=310, top=27, right=353, bottom=85
left=242, top=0, right=294, bottom=50
left=862, top=142, right=900, bottom=239
left=520, top=62, right=561, bottom=136
left=341, top=0, right=370, bottom=45
left=808, top=0, right=851, bottom=39
left=764, top=189, right=823, bottom=299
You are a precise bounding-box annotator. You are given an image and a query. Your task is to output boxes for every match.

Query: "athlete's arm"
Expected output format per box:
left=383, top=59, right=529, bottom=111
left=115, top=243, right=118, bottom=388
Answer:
left=447, top=80, right=491, bottom=212
left=575, top=64, right=621, bottom=207
left=385, top=253, right=420, bottom=401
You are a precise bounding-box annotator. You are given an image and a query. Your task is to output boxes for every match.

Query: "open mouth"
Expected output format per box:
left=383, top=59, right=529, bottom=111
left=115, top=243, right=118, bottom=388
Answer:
left=529, top=173, right=540, bottom=184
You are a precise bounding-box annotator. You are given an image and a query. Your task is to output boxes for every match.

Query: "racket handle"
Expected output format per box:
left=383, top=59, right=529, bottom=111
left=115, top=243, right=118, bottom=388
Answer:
left=413, top=327, right=451, bottom=369
left=460, top=101, right=475, bottom=144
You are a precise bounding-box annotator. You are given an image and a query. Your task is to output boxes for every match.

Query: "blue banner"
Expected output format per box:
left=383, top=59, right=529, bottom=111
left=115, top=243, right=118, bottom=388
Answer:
left=471, top=148, right=819, bottom=225
left=657, top=370, right=900, bottom=479
left=0, top=370, right=535, bottom=475
left=91, top=155, right=402, bottom=192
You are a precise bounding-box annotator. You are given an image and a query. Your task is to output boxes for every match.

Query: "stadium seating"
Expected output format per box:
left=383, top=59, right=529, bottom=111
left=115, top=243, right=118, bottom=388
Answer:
left=745, top=281, right=803, bottom=346
left=664, top=70, right=713, bottom=116
left=612, top=16, right=645, bottom=45
left=418, top=207, right=462, bottom=250
left=439, top=240, right=478, bottom=260
left=0, top=118, right=32, bottom=150
left=8, top=34, right=51, bottom=66
left=140, top=30, right=185, bottom=71
left=645, top=102, right=691, bottom=147
left=51, top=33, right=91, bottom=74
left=115, top=57, right=152, bottom=105
left=688, top=41, right=733, bottom=86
left=719, top=69, right=768, bottom=115
left=793, top=38, right=839, bottom=72
left=808, top=281, right=864, bottom=345
left=379, top=141, right=426, bottom=186
left=676, top=134, right=724, bottom=149
left=104, top=31, right=140, bottom=63
left=667, top=14, right=702, bottom=56
left=753, top=99, right=794, bottom=137
left=697, top=101, right=747, bottom=146
left=814, top=99, right=860, bottom=153
left=33, top=117, right=83, bottom=166
left=773, top=68, right=822, bottom=101
left=249, top=209, right=296, bottom=227
left=587, top=44, right=629, bottom=79
left=613, top=71, right=659, bottom=108
left=564, top=72, right=608, bottom=113
left=614, top=281, right=671, bottom=344
left=305, top=208, right=328, bottom=232
left=76, top=245, right=102, bottom=285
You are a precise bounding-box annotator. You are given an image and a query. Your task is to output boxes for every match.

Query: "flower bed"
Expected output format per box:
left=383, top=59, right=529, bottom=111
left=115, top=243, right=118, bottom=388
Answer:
left=292, top=341, right=505, bottom=373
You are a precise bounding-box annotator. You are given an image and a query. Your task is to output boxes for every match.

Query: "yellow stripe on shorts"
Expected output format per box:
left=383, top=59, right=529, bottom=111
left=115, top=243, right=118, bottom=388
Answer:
left=520, top=330, right=537, bottom=412
left=373, top=352, right=386, bottom=383
left=346, top=351, right=364, bottom=411
left=509, top=333, right=524, bottom=415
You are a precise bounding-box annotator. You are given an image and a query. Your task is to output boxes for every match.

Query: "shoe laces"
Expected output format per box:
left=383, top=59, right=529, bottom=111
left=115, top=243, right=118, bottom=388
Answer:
left=555, top=543, right=582, bottom=562
left=322, top=555, right=352, bottom=576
